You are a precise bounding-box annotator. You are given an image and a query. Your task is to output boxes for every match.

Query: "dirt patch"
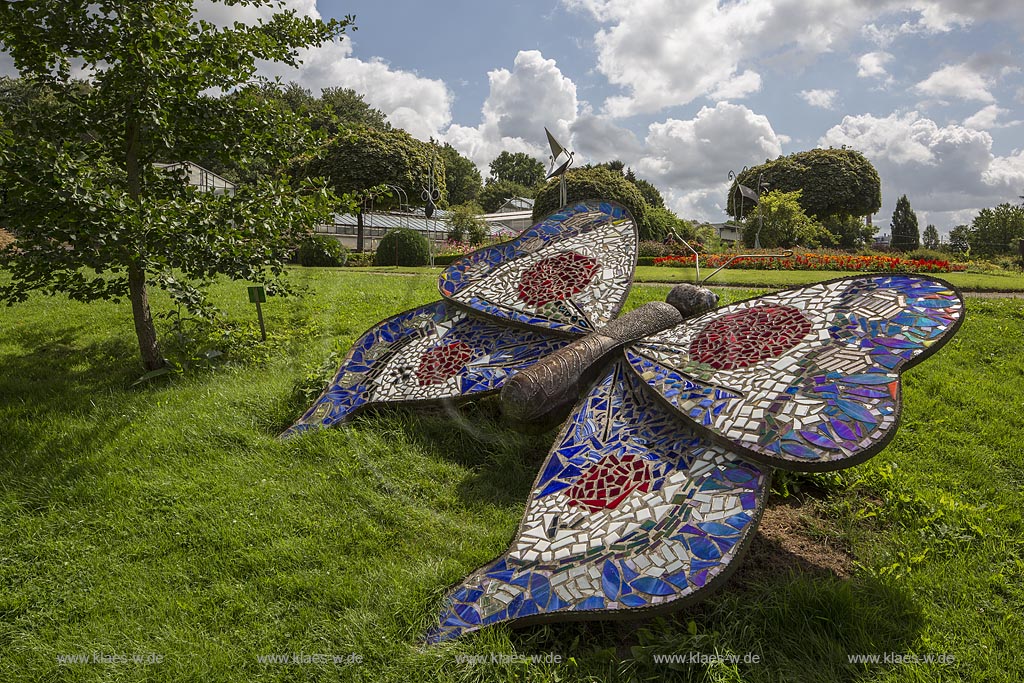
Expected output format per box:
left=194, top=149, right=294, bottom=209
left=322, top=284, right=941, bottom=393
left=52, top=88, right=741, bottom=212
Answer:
left=0, top=229, right=14, bottom=250
left=734, top=497, right=855, bottom=585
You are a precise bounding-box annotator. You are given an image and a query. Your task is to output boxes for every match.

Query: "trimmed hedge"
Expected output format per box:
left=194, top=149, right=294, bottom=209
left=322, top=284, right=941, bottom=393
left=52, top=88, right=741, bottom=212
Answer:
left=343, top=251, right=376, bottom=267
left=375, top=228, right=430, bottom=267
left=532, top=167, right=651, bottom=239
left=296, top=234, right=346, bottom=267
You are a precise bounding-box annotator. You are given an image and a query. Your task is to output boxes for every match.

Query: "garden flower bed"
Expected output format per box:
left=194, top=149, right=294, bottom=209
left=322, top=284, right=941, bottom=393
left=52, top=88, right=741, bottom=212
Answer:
left=653, top=251, right=967, bottom=273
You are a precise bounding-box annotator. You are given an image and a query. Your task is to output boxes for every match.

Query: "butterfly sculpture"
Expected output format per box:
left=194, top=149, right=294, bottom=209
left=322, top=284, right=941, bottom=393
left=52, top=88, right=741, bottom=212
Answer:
left=283, top=200, right=964, bottom=644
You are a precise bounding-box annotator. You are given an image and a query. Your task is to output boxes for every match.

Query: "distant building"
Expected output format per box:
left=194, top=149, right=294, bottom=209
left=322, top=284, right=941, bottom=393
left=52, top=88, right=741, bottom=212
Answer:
left=482, top=196, right=534, bottom=236
left=873, top=233, right=891, bottom=248
left=709, top=222, right=742, bottom=244
left=153, top=161, right=236, bottom=195
left=315, top=209, right=453, bottom=251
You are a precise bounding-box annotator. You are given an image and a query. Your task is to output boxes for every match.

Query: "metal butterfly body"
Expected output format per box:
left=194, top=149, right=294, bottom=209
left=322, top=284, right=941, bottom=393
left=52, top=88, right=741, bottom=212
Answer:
left=282, top=200, right=963, bottom=644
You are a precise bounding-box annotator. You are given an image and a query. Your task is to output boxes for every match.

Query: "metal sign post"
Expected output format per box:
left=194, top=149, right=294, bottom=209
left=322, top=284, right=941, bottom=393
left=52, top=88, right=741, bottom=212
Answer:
left=248, top=286, right=267, bottom=341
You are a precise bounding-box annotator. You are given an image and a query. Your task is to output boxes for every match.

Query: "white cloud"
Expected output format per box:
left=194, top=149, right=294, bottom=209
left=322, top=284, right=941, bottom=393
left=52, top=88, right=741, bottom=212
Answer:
left=569, top=108, right=645, bottom=164
left=819, top=110, right=1024, bottom=230
left=265, top=39, right=452, bottom=140
left=445, top=51, right=578, bottom=171
left=915, top=63, right=995, bottom=103
left=196, top=0, right=452, bottom=140
left=634, top=102, right=785, bottom=220
left=963, top=105, right=1004, bottom=130
left=800, top=89, right=838, bottom=109
left=963, top=104, right=1023, bottom=130
left=565, top=0, right=1024, bottom=117
left=857, top=51, right=893, bottom=79
left=708, top=70, right=763, bottom=101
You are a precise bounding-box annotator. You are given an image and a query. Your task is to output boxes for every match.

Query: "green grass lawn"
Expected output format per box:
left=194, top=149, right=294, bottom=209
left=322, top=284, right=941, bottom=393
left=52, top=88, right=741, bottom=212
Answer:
left=1, top=269, right=1022, bottom=682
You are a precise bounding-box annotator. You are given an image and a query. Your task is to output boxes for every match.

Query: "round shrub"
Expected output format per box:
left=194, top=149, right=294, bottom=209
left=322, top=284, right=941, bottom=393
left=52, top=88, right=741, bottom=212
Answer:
left=375, top=227, right=430, bottom=266
left=296, top=234, right=347, bottom=267
left=532, top=166, right=651, bottom=239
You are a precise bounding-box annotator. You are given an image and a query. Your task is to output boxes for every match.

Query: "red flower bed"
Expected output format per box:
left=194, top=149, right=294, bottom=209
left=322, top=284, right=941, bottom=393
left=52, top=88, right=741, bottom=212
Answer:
left=653, top=251, right=967, bottom=274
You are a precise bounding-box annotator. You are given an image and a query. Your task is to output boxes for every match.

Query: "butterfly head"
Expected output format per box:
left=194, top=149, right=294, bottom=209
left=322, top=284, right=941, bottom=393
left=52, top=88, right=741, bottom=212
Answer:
left=666, top=284, right=719, bottom=318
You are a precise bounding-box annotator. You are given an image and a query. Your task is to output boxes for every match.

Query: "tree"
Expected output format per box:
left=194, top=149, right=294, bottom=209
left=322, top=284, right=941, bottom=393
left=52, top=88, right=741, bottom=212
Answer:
left=820, top=213, right=876, bottom=248
left=291, top=125, right=444, bottom=251
left=277, top=83, right=388, bottom=134
left=727, top=148, right=882, bottom=223
left=532, top=166, right=653, bottom=239
left=438, top=143, right=482, bottom=206
left=890, top=194, right=920, bottom=252
left=744, top=190, right=836, bottom=248
left=922, top=224, right=940, bottom=250
left=488, top=151, right=545, bottom=188
left=0, top=1, right=347, bottom=371
left=195, top=83, right=389, bottom=182
left=477, top=180, right=533, bottom=213
left=645, top=206, right=690, bottom=242
left=947, top=224, right=972, bottom=255
left=625, top=168, right=666, bottom=208
left=319, top=86, right=390, bottom=131
left=967, top=203, right=1024, bottom=256
left=447, top=203, right=488, bottom=245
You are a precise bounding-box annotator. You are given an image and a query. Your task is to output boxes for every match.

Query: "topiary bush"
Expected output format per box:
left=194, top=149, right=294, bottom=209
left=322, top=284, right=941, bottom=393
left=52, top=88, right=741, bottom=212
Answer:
left=343, top=251, right=376, bottom=267
left=296, top=234, right=347, bottom=267
left=532, top=167, right=651, bottom=239
left=375, top=227, right=430, bottom=266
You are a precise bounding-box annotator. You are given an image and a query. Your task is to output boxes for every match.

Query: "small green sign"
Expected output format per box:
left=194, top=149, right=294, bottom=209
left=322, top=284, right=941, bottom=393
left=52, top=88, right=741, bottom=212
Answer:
left=248, top=286, right=266, bottom=304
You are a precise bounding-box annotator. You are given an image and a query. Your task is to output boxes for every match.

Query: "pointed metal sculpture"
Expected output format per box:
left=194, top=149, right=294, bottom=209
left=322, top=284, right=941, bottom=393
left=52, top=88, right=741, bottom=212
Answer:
left=728, top=168, right=770, bottom=248
left=545, top=127, right=575, bottom=208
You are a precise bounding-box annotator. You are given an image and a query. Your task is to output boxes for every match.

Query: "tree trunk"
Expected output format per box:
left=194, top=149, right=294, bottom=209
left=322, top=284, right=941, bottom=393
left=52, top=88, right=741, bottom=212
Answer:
left=126, top=112, right=163, bottom=371
left=128, top=263, right=163, bottom=370
left=356, top=210, right=364, bottom=253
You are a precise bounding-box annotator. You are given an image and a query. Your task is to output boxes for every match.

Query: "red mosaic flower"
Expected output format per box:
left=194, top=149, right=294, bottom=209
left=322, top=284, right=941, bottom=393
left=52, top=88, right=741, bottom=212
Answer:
left=566, top=452, right=652, bottom=512
left=416, top=341, right=473, bottom=386
left=689, top=304, right=812, bottom=371
left=517, top=251, right=599, bottom=307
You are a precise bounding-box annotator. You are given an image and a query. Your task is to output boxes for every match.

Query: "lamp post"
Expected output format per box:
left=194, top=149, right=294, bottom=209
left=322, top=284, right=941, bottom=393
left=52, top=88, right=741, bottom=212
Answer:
left=753, top=173, right=769, bottom=249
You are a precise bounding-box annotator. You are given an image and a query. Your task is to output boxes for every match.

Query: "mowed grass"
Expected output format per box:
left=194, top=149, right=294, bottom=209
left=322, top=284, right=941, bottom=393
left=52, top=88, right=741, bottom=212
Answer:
left=0, top=269, right=1021, bottom=682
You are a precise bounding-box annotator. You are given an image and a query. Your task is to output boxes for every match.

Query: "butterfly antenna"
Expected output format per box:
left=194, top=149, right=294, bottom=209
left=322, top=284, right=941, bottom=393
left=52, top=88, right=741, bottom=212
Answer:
left=699, top=250, right=794, bottom=286
left=668, top=229, right=701, bottom=284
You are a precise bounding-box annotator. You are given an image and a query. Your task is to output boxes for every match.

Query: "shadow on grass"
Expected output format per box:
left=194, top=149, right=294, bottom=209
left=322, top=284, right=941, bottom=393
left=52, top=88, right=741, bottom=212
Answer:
left=494, top=535, right=923, bottom=682
left=399, top=402, right=557, bottom=509
left=0, top=325, right=140, bottom=508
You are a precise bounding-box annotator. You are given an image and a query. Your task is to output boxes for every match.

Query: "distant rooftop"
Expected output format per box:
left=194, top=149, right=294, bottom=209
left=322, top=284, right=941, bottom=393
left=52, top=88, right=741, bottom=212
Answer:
left=153, top=161, right=236, bottom=196
left=495, top=196, right=534, bottom=213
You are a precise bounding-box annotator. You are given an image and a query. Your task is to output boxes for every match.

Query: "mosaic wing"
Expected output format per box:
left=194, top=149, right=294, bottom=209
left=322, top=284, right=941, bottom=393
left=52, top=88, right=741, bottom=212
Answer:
left=438, top=200, right=638, bottom=337
left=625, top=275, right=964, bottom=471
left=283, top=300, right=570, bottom=437
left=426, top=359, right=768, bottom=643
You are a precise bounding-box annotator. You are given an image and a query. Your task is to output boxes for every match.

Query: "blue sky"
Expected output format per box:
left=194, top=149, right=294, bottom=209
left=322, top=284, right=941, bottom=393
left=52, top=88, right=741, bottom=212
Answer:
left=290, top=0, right=1024, bottom=236
left=14, top=0, right=1023, bottom=235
